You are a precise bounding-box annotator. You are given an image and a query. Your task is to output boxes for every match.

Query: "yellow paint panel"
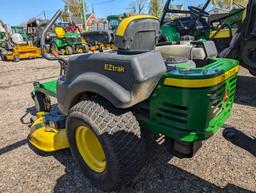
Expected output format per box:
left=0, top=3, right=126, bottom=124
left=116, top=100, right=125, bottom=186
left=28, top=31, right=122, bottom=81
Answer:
left=29, top=117, right=69, bottom=152
left=210, top=28, right=238, bottom=39
left=164, top=66, right=239, bottom=88
left=55, top=27, right=65, bottom=38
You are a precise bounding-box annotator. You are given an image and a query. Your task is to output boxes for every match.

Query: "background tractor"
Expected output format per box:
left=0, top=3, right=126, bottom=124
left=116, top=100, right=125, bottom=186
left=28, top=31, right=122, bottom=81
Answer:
left=50, top=25, right=88, bottom=55
left=159, top=0, right=256, bottom=75
left=107, top=14, right=123, bottom=31
left=29, top=11, right=239, bottom=192
left=11, top=26, right=28, bottom=40
left=26, top=18, right=56, bottom=52
left=81, top=13, right=134, bottom=52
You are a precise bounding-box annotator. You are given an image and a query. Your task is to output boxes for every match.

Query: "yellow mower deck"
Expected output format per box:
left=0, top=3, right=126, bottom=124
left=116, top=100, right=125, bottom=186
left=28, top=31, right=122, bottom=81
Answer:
left=210, top=28, right=238, bottom=39
left=6, top=45, right=41, bottom=61
left=28, top=113, right=69, bottom=152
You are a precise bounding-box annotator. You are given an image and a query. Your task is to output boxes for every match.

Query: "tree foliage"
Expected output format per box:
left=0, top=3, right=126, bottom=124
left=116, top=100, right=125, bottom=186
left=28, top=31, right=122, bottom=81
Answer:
left=62, top=0, right=87, bottom=18
left=148, top=0, right=164, bottom=17
left=128, top=0, right=148, bottom=14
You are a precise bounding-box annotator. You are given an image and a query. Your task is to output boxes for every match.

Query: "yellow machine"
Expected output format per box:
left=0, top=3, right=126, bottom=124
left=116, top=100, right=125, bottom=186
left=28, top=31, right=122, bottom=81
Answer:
left=29, top=112, right=69, bottom=152
left=54, top=27, right=65, bottom=38
left=0, top=20, right=41, bottom=62
left=5, top=44, right=41, bottom=62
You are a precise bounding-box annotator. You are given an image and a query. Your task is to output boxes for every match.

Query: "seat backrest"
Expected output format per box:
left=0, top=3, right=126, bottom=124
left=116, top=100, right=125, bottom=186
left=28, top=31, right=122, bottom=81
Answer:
left=55, top=27, right=65, bottom=38
left=11, top=33, right=27, bottom=45
left=114, top=15, right=160, bottom=51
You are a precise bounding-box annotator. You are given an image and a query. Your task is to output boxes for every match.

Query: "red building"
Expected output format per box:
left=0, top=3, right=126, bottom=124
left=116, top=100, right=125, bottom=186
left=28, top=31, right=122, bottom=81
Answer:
left=72, top=12, right=107, bottom=32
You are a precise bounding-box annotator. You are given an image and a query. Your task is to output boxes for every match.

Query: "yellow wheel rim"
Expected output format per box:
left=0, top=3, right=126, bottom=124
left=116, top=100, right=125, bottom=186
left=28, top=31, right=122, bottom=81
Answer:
left=75, top=126, right=106, bottom=173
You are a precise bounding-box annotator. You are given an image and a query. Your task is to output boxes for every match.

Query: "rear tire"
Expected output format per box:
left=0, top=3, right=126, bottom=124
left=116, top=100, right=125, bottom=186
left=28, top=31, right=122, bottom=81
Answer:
left=67, top=99, right=146, bottom=192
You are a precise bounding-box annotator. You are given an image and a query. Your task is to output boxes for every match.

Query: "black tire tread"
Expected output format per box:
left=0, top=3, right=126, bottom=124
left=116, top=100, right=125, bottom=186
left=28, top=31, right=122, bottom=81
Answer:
left=67, top=98, right=145, bottom=191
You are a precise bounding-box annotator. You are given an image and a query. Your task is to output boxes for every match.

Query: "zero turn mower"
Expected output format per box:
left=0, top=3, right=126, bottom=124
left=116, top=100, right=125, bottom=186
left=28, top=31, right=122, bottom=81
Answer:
left=160, top=0, right=256, bottom=75
left=11, top=26, right=28, bottom=40
left=0, top=20, right=41, bottom=62
left=28, top=10, right=239, bottom=192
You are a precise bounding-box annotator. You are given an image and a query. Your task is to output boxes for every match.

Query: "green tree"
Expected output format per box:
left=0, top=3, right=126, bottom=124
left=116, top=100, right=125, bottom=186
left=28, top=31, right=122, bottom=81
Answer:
left=148, top=0, right=164, bottom=17
left=62, top=0, right=87, bottom=18
left=61, top=9, right=69, bottom=22
left=128, top=0, right=148, bottom=14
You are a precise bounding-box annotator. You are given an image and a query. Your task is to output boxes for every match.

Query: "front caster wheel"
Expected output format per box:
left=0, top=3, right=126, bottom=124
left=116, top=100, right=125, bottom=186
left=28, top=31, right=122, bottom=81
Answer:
left=32, top=92, right=51, bottom=112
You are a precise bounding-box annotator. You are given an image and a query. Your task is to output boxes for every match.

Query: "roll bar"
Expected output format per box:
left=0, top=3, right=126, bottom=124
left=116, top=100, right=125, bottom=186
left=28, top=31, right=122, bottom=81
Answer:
left=160, top=0, right=211, bottom=26
left=40, top=10, right=68, bottom=75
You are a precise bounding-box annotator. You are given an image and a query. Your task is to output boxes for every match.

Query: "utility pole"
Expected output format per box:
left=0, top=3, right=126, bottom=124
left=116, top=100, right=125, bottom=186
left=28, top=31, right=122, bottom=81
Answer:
left=43, top=11, right=47, bottom=20
left=81, top=0, right=87, bottom=32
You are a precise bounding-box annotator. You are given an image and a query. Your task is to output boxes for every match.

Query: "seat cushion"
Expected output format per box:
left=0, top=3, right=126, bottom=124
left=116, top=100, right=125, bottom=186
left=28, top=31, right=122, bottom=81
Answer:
left=156, top=44, right=206, bottom=60
left=156, top=44, right=192, bottom=59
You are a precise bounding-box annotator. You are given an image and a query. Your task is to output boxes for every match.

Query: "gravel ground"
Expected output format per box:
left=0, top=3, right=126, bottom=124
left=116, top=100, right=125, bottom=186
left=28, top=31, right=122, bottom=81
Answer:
left=0, top=58, right=255, bottom=193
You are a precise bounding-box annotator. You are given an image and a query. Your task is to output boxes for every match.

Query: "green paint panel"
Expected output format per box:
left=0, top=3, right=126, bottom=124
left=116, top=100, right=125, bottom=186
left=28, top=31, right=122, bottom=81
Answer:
left=34, top=80, right=57, bottom=97
left=34, top=59, right=239, bottom=144
left=140, top=59, right=239, bottom=142
left=160, top=25, right=180, bottom=42
left=168, top=58, right=238, bottom=79
left=53, top=31, right=82, bottom=49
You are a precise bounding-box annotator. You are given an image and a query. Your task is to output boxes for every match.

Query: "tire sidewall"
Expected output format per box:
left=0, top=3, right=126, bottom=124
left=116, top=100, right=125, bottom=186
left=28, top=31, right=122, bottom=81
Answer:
left=66, top=111, right=120, bottom=190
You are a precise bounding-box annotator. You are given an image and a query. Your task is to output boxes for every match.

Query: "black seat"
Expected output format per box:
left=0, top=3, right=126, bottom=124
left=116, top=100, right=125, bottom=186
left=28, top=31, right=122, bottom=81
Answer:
left=114, top=15, right=160, bottom=52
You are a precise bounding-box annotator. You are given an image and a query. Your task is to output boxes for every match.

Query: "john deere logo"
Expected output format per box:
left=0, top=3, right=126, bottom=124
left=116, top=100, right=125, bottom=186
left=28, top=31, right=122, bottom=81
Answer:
left=104, top=64, right=125, bottom=73
left=224, top=89, right=230, bottom=102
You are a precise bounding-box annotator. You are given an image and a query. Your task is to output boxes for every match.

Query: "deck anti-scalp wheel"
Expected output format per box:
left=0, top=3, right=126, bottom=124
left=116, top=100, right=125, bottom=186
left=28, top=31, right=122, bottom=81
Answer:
left=66, top=98, right=146, bottom=192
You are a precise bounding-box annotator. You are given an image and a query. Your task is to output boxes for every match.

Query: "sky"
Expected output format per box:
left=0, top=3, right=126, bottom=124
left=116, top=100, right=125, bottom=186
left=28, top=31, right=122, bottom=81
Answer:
left=0, top=0, right=206, bottom=26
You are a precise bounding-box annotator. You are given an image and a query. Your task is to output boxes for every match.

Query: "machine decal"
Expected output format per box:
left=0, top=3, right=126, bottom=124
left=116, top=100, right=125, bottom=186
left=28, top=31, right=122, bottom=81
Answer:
left=104, top=64, right=125, bottom=73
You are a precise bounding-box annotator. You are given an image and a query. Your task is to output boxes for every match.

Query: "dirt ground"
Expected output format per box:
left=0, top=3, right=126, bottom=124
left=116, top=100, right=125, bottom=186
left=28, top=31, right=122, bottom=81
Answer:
left=0, top=58, right=255, bottom=193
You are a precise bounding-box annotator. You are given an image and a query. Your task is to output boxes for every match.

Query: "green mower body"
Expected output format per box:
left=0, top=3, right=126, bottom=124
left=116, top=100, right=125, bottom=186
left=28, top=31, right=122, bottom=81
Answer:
left=34, top=57, right=238, bottom=143
left=51, top=28, right=86, bottom=55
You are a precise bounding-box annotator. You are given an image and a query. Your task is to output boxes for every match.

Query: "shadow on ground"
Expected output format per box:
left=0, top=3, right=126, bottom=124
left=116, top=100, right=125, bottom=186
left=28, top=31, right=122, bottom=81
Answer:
left=0, top=139, right=27, bottom=156
left=0, top=138, right=253, bottom=193
left=51, top=144, right=254, bottom=193
left=235, top=75, right=256, bottom=107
